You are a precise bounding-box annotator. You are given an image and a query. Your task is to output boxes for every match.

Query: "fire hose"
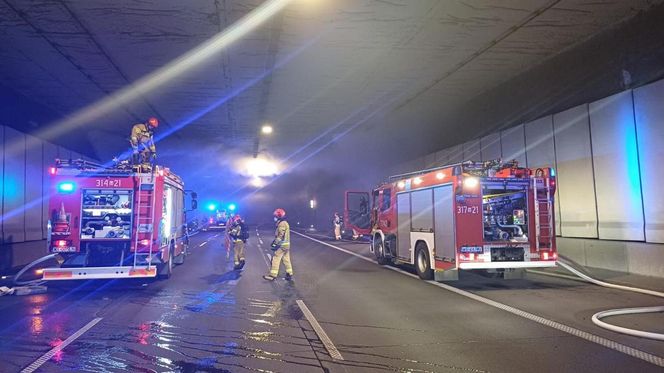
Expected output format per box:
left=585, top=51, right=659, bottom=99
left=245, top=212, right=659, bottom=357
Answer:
left=557, top=257, right=664, bottom=341
left=13, top=253, right=56, bottom=286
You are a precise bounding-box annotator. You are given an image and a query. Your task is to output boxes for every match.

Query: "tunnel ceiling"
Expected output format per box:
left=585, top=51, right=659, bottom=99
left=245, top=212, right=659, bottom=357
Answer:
left=0, top=0, right=660, bottom=187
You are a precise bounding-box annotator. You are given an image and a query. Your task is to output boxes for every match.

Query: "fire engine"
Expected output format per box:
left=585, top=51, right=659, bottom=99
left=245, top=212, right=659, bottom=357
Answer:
left=42, top=159, right=197, bottom=281
left=345, top=160, right=556, bottom=281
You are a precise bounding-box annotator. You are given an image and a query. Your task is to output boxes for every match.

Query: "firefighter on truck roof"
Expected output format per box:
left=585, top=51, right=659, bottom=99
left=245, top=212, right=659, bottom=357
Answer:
left=130, top=117, right=159, bottom=170
left=263, top=208, right=293, bottom=281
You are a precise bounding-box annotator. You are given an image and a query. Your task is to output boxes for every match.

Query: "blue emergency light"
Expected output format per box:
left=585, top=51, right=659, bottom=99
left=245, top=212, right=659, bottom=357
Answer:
left=207, top=203, right=217, bottom=211
left=228, top=203, right=236, bottom=211
left=57, top=182, right=75, bottom=193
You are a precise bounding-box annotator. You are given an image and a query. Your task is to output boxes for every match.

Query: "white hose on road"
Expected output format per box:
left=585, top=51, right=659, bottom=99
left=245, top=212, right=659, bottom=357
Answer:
left=557, top=258, right=664, bottom=341
left=13, top=254, right=57, bottom=286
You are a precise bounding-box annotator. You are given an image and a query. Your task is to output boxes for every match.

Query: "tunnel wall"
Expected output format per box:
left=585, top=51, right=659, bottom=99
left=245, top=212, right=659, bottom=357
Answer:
left=0, top=125, right=93, bottom=272
left=404, top=78, right=664, bottom=278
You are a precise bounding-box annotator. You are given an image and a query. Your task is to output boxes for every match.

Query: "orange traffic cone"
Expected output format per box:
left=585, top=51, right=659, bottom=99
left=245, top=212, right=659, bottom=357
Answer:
left=53, top=203, right=70, bottom=233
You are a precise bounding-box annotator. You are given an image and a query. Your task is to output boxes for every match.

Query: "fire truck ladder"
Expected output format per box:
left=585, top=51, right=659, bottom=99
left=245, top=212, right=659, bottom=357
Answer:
left=133, top=171, right=157, bottom=270
left=533, top=177, right=553, bottom=250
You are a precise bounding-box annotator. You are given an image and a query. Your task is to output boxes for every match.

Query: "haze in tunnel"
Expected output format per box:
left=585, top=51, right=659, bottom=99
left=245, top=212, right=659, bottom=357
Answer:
left=2, top=0, right=663, bottom=227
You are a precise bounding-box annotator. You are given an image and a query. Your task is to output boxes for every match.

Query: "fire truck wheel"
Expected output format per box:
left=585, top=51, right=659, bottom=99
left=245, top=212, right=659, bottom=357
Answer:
left=415, top=244, right=433, bottom=280
left=374, top=239, right=388, bottom=265
left=158, top=246, right=174, bottom=279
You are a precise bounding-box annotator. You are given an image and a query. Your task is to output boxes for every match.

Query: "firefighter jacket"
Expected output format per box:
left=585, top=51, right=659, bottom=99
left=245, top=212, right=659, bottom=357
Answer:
left=130, top=123, right=156, bottom=153
left=333, top=215, right=342, bottom=226
left=273, top=219, right=290, bottom=249
left=229, top=221, right=249, bottom=242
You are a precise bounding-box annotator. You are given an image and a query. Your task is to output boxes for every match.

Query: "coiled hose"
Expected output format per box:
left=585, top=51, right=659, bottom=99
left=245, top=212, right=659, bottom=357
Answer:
left=558, top=257, right=664, bottom=341
left=13, top=254, right=57, bottom=286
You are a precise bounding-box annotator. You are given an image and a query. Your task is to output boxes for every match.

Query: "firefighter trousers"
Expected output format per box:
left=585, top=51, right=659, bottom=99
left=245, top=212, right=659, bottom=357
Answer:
left=233, top=240, right=245, bottom=265
left=269, top=247, right=293, bottom=277
left=334, top=225, right=341, bottom=240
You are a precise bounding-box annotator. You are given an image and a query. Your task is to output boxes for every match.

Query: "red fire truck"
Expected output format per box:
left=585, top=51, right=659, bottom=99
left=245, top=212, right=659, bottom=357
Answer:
left=345, top=160, right=556, bottom=281
left=42, top=159, right=197, bottom=281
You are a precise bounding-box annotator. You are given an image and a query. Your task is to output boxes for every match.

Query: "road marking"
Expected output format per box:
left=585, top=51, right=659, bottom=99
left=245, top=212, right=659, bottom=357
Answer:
left=199, top=241, right=208, bottom=247
left=256, top=243, right=270, bottom=268
left=21, top=317, right=103, bottom=373
left=293, top=231, right=664, bottom=368
left=296, top=299, right=344, bottom=361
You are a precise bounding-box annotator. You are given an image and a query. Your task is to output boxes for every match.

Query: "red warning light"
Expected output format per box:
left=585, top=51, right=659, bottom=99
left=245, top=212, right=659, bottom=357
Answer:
left=49, top=167, right=57, bottom=175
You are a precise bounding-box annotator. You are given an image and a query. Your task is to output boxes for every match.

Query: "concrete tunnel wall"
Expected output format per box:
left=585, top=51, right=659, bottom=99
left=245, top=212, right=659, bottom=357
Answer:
left=0, top=125, right=94, bottom=272
left=404, top=78, right=664, bottom=278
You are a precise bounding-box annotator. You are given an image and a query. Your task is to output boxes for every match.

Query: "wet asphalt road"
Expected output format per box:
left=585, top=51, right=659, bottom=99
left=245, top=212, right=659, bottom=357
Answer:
left=0, top=229, right=663, bottom=372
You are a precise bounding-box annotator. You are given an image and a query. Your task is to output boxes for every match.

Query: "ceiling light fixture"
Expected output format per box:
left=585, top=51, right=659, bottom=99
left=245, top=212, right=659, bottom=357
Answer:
left=261, top=125, right=273, bottom=134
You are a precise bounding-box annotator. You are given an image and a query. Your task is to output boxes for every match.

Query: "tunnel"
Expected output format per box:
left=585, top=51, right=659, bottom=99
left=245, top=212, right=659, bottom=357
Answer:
left=1, top=1, right=664, bottom=372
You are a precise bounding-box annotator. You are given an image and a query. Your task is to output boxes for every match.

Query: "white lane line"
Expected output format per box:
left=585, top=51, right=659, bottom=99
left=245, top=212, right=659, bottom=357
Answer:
left=293, top=231, right=664, bottom=368
left=21, top=317, right=103, bottom=373
left=199, top=241, right=208, bottom=247
left=256, top=243, right=270, bottom=268
left=296, top=300, right=344, bottom=361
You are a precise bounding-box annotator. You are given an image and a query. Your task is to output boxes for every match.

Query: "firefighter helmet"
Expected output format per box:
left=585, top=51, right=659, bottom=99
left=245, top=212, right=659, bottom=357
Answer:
left=273, top=208, right=286, bottom=219
left=233, top=214, right=242, bottom=222
left=147, top=117, right=159, bottom=128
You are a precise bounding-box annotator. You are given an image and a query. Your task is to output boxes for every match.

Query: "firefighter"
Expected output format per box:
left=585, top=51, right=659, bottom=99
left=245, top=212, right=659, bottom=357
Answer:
left=333, top=212, right=342, bottom=240
left=130, top=117, right=159, bottom=170
left=228, top=214, right=248, bottom=270
left=263, top=208, right=293, bottom=281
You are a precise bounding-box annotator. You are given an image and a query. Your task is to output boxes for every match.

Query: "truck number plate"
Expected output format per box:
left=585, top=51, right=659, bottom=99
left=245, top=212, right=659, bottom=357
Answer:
left=95, top=179, right=122, bottom=187
left=52, top=246, right=77, bottom=253
left=460, top=246, right=483, bottom=253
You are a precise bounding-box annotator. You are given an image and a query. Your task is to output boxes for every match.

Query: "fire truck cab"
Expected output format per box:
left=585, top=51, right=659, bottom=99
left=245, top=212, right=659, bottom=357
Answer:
left=43, top=159, right=197, bottom=281
left=345, top=160, right=557, bottom=281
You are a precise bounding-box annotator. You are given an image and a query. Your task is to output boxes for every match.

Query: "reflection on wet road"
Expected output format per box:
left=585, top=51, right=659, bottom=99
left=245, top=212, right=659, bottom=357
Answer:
left=1, top=230, right=663, bottom=372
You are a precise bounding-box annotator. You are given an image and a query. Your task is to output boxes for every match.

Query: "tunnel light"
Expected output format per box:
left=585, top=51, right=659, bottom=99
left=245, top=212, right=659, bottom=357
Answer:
left=57, top=182, right=75, bottom=193
left=463, top=177, right=479, bottom=189
left=246, top=158, right=279, bottom=177
left=261, top=125, right=273, bottom=134
left=310, top=199, right=316, bottom=209
left=250, top=177, right=264, bottom=187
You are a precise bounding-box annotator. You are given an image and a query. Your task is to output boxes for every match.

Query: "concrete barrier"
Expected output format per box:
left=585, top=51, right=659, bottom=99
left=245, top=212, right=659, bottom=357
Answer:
left=557, top=237, right=664, bottom=279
